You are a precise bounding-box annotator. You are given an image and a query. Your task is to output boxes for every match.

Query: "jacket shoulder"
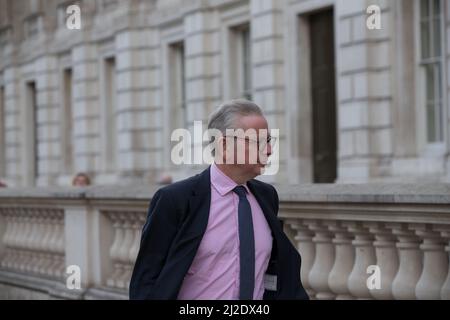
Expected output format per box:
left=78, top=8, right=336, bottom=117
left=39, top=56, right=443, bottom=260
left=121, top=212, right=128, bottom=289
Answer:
left=155, top=170, right=206, bottom=200
left=249, top=178, right=278, bottom=195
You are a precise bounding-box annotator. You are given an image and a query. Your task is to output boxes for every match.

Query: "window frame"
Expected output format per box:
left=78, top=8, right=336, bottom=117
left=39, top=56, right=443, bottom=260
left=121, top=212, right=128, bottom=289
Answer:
left=219, top=3, right=251, bottom=101
left=0, top=80, right=5, bottom=178
left=228, top=23, right=252, bottom=101
left=414, top=0, right=447, bottom=156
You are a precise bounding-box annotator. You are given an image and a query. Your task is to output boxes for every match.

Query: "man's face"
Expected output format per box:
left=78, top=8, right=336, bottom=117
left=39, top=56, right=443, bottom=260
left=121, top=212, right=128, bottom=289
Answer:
left=221, top=114, right=273, bottom=179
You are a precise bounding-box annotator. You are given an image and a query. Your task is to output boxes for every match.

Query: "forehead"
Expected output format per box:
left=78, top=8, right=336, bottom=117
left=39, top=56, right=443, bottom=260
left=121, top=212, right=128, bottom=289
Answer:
left=235, top=114, right=269, bottom=130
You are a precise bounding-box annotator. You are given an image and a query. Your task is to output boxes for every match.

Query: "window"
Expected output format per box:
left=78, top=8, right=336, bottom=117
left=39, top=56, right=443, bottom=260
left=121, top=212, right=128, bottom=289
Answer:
left=168, top=41, right=187, bottom=130
left=103, top=57, right=117, bottom=171
left=229, top=23, right=252, bottom=100
left=419, top=0, right=444, bottom=143
left=26, top=81, right=38, bottom=185
left=62, top=68, right=73, bottom=174
left=24, top=14, right=42, bottom=39
left=0, top=85, right=5, bottom=177
left=241, top=26, right=252, bottom=100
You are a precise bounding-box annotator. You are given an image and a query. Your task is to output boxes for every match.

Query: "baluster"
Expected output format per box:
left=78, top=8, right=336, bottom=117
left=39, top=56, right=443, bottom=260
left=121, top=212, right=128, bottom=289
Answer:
left=107, top=212, right=124, bottom=288
left=47, top=211, right=60, bottom=277
left=127, top=212, right=143, bottom=289
left=33, top=210, right=47, bottom=274
left=22, top=210, right=32, bottom=272
left=19, top=209, right=33, bottom=272
left=365, top=222, right=398, bottom=300
left=344, top=222, right=375, bottom=299
left=116, top=213, right=135, bottom=289
left=5, top=209, right=17, bottom=269
left=436, top=226, right=450, bottom=299
left=129, top=212, right=143, bottom=264
left=414, top=224, right=448, bottom=299
left=286, top=219, right=316, bottom=299
left=9, top=209, right=23, bottom=270
left=307, top=220, right=335, bottom=300
left=38, top=211, right=53, bottom=275
left=1, top=209, right=10, bottom=245
left=1, top=210, right=11, bottom=268
left=55, top=211, right=66, bottom=279
left=327, top=221, right=355, bottom=300
left=388, top=223, right=422, bottom=299
left=27, top=210, right=40, bottom=273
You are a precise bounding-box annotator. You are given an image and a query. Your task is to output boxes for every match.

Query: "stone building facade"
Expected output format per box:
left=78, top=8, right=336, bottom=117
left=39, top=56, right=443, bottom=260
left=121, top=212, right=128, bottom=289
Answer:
left=0, top=0, right=450, bottom=187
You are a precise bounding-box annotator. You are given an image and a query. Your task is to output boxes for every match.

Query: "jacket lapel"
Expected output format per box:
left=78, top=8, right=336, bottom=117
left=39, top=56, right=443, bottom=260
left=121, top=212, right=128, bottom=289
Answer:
left=187, top=166, right=212, bottom=239
left=247, top=180, right=281, bottom=235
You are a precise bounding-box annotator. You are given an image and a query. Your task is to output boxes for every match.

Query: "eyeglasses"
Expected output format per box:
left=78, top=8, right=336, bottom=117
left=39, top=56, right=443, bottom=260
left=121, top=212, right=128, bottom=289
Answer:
left=225, top=135, right=277, bottom=149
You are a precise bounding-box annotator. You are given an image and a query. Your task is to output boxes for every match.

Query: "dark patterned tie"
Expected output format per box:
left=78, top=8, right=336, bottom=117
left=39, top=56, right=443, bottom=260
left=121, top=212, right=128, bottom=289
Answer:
left=233, top=185, right=255, bottom=300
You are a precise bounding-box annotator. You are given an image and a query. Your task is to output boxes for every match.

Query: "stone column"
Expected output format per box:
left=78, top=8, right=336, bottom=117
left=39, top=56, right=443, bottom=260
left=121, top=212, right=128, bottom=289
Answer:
left=250, top=0, right=286, bottom=184
left=335, top=0, right=394, bottom=182
left=184, top=7, right=221, bottom=175
left=114, top=28, right=162, bottom=183
left=71, top=44, right=100, bottom=176
left=2, top=67, right=22, bottom=186
left=34, top=55, right=60, bottom=186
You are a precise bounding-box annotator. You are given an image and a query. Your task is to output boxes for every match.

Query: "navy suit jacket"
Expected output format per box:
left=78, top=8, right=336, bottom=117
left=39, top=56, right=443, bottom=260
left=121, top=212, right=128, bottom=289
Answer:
left=129, top=167, right=309, bottom=300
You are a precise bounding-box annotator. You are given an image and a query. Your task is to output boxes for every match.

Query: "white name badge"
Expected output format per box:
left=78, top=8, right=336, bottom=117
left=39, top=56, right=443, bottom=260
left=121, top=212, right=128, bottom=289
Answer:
left=264, top=274, right=277, bottom=291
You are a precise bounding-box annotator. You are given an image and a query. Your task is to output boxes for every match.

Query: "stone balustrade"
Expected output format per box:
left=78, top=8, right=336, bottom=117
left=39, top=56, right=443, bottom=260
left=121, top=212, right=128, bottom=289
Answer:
left=0, top=183, right=449, bottom=299
left=1, top=208, right=65, bottom=279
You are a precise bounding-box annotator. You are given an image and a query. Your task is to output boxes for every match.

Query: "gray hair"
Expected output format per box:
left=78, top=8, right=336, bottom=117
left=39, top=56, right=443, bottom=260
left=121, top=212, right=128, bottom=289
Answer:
left=207, top=99, right=263, bottom=136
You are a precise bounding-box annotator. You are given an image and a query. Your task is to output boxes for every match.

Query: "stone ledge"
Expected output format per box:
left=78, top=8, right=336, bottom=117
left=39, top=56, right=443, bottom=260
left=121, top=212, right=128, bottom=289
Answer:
left=1, top=183, right=450, bottom=204
left=274, top=183, right=450, bottom=204
left=84, top=286, right=128, bottom=300
left=0, top=270, right=84, bottom=299
left=0, top=270, right=128, bottom=300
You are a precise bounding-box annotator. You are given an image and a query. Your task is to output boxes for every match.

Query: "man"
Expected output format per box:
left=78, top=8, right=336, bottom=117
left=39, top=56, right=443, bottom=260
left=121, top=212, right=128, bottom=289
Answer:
left=129, top=99, right=308, bottom=300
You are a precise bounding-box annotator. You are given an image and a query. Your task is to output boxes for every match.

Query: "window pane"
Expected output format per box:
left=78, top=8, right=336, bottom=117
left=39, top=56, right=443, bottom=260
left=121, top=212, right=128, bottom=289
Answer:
left=242, top=27, right=252, bottom=100
left=425, top=64, right=435, bottom=103
left=421, top=0, right=430, bottom=19
left=433, top=17, right=441, bottom=57
left=421, top=21, right=430, bottom=58
left=427, top=103, right=436, bottom=142
left=425, top=63, right=444, bottom=142
left=436, top=62, right=442, bottom=100
left=421, top=0, right=444, bottom=143
left=435, top=64, right=443, bottom=141
left=433, top=0, right=440, bottom=18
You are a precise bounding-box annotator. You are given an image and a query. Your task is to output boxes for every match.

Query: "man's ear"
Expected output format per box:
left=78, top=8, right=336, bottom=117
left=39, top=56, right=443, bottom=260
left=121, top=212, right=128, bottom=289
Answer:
left=214, top=136, right=227, bottom=164
left=220, top=136, right=228, bottom=163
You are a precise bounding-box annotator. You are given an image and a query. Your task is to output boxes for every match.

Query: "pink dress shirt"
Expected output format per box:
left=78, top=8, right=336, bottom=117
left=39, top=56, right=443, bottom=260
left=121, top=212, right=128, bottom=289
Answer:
left=177, top=163, right=273, bottom=300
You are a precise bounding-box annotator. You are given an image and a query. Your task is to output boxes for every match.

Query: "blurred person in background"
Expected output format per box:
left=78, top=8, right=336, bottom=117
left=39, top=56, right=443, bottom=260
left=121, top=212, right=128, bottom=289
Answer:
left=72, top=173, right=91, bottom=187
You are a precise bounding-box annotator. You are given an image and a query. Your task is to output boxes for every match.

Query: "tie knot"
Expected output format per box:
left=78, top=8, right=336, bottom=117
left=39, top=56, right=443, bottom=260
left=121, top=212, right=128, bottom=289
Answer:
left=233, top=185, right=247, bottom=198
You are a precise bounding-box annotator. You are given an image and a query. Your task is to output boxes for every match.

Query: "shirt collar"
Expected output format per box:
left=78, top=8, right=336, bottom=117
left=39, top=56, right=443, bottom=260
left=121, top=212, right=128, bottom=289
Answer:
left=210, top=163, right=250, bottom=196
